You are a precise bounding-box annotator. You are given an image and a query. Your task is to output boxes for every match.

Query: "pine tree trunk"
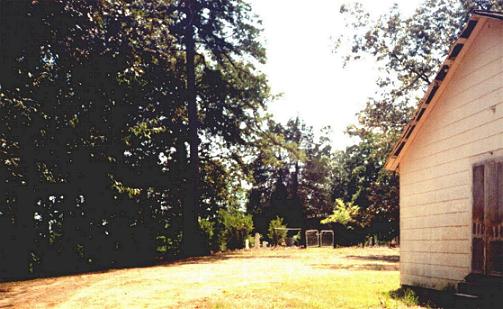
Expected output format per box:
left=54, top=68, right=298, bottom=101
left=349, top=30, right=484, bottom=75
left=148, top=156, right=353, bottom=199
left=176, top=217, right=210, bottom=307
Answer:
left=181, top=0, right=204, bottom=257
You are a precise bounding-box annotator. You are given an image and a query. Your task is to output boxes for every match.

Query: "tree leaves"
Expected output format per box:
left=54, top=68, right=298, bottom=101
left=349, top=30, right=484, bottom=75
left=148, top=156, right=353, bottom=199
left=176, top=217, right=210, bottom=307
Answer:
left=0, top=0, right=270, bottom=278
left=329, top=0, right=503, bottom=242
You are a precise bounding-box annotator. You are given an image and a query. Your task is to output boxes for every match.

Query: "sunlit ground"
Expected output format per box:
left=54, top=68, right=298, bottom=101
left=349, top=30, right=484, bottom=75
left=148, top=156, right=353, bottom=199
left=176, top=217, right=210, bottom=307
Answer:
left=0, top=246, right=425, bottom=308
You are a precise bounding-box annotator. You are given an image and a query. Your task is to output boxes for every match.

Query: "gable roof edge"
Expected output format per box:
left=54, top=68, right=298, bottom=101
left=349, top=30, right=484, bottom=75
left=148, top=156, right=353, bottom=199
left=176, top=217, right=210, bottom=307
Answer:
left=385, top=12, right=495, bottom=172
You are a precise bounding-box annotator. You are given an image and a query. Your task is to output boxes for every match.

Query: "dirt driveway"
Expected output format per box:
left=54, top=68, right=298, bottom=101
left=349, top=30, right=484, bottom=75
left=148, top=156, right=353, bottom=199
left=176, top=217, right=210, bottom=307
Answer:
left=0, top=247, right=400, bottom=308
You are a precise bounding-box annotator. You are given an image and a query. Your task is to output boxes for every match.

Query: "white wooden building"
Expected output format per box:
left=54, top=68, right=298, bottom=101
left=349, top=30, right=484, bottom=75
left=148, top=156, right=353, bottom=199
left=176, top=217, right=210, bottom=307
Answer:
left=386, top=10, right=503, bottom=290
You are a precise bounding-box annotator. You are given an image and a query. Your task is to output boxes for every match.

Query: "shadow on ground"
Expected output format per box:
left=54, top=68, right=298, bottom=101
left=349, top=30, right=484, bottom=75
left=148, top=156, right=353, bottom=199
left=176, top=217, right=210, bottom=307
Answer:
left=313, top=263, right=399, bottom=271
left=172, top=254, right=292, bottom=266
left=387, top=287, right=456, bottom=308
left=1, top=250, right=292, bottom=285
left=346, top=254, right=399, bottom=263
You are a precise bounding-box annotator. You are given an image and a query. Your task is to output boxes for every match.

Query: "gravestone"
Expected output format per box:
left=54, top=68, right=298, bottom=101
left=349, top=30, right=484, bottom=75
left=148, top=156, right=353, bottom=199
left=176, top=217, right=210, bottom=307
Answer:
left=254, top=233, right=260, bottom=249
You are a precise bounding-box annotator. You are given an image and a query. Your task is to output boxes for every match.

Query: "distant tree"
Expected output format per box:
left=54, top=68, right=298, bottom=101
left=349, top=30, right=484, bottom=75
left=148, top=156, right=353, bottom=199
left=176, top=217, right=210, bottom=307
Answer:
left=267, top=216, right=287, bottom=246
left=246, top=118, right=334, bottom=236
left=168, top=0, right=269, bottom=257
left=329, top=0, right=503, bottom=242
left=337, top=0, right=503, bottom=107
left=216, top=208, right=254, bottom=250
left=298, top=125, right=333, bottom=221
left=321, top=199, right=360, bottom=226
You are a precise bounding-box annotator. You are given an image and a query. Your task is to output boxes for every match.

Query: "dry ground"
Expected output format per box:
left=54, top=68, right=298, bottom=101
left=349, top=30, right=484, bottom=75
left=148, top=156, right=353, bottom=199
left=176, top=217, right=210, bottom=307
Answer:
left=0, top=247, right=416, bottom=308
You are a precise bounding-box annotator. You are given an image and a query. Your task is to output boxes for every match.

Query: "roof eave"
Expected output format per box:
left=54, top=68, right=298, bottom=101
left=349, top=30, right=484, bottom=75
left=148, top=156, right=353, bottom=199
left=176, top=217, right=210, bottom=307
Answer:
left=385, top=156, right=398, bottom=171
left=384, top=12, right=494, bottom=172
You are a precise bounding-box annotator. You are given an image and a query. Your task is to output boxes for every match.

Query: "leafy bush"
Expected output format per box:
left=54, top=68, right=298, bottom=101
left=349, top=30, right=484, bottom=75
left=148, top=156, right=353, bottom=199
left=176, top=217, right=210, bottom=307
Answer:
left=401, top=289, right=419, bottom=306
left=247, top=233, right=260, bottom=248
left=199, top=218, right=216, bottom=251
left=292, top=232, right=301, bottom=246
left=268, top=217, right=287, bottom=246
left=387, top=288, right=419, bottom=307
left=216, top=209, right=254, bottom=251
left=321, top=199, right=360, bottom=226
left=156, top=236, right=169, bottom=254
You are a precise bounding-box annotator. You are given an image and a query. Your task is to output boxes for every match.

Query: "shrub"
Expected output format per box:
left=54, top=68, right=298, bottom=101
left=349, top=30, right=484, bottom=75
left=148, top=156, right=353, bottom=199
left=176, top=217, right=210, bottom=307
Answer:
left=387, top=288, right=419, bottom=307
left=199, top=217, right=216, bottom=251
left=292, top=232, right=301, bottom=246
left=247, top=233, right=260, bottom=248
left=321, top=199, right=360, bottom=226
left=216, top=209, right=254, bottom=251
left=268, top=217, right=287, bottom=246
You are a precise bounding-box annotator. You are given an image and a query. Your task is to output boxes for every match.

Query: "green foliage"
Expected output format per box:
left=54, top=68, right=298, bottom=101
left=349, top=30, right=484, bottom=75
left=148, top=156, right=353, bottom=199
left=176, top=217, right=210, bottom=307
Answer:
left=330, top=131, right=400, bottom=242
left=247, top=117, right=334, bottom=236
left=267, top=217, right=287, bottom=246
left=172, top=0, right=271, bottom=256
left=387, top=288, right=419, bottom=307
left=156, top=236, right=176, bottom=255
left=247, top=233, right=260, bottom=248
left=402, top=289, right=420, bottom=307
left=199, top=218, right=216, bottom=250
left=321, top=199, right=360, bottom=226
left=338, top=0, right=503, bottom=107
left=0, top=0, right=269, bottom=279
left=217, top=209, right=254, bottom=251
left=292, top=232, right=301, bottom=246
left=328, top=0, right=503, bottom=244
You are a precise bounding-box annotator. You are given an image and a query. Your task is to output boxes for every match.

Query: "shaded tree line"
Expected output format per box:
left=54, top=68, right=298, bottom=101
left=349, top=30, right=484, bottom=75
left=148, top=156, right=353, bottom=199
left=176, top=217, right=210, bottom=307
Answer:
left=3, top=0, right=500, bottom=282
left=246, top=118, right=334, bottom=239
left=0, top=0, right=269, bottom=280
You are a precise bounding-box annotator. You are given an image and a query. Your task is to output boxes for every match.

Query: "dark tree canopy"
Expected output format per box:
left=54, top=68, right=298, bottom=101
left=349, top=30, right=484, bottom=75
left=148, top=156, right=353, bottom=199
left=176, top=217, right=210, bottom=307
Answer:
left=3, top=0, right=499, bottom=280
left=0, top=0, right=269, bottom=279
left=247, top=118, right=334, bottom=238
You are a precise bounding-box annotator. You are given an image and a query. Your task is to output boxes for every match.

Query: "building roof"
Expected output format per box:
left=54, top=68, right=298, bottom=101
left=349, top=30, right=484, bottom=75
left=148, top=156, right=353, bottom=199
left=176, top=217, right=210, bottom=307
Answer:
left=385, top=10, right=503, bottom=171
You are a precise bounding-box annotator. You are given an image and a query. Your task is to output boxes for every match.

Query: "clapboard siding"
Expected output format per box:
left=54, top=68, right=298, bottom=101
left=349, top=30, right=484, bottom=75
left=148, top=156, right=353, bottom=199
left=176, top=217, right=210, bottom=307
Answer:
left=401, top=199, right=467, bottom=218
left=401, top=226, right=469, bottom=241
left=456, top=24, right=503, bottom=78
left=399, top=19, right=503, bottom=289
left=402, top=212, right=469, bottom=229
left=401, top=252, right=470, bottom=268
left=401, top=274, right=459, bottom=290
left=401, top=239, right=469, bottom=254
left=401, top=184, right=469, bottom=207
left=414, top=95, right=503, bottom=158
left=406, top=108, right=503, bottom=168
left=401, top=263, right=468, bottom=281
left=400, top=169, right=468, bottom=192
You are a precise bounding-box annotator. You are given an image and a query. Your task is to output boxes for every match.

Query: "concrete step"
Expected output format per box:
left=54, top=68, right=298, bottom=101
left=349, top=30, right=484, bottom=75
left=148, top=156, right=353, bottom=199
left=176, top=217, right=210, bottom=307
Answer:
left=464, top=274, right=503, bottom=287
left=457, top=278, right=503, bottom=308
left=454, top=293, right=480, bottom=309
left=459, top=281, right=503, bottom=294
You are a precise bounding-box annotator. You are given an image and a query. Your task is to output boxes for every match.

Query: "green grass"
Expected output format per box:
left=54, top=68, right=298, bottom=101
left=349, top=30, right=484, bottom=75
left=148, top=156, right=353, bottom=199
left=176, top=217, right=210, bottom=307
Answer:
left=181, top=247, right=423, bottom=308
left=197, top=270, right=419, bottom=309
left=3, top=247, right=420, bottom=308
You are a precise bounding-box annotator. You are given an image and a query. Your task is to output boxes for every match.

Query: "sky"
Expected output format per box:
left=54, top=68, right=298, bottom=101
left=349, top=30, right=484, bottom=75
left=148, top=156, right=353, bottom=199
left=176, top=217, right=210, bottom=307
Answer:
left=250, top=0, right=423, bottom=150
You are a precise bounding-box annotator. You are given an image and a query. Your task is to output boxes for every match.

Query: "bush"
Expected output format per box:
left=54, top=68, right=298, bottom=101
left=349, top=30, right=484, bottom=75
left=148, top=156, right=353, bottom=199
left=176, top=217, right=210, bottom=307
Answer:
left=268, top=217, right=287, bottom=246
left=247, top=233, right=256, bottom=248
left=216, top=209, right=254, bottom=251
left=321, top=199, right=360, bottom=226
left=292, top=232, right=301, bottom=246
left=199, top=218, right=216, bottom=251
left=387, top=288, right=419, bottom=307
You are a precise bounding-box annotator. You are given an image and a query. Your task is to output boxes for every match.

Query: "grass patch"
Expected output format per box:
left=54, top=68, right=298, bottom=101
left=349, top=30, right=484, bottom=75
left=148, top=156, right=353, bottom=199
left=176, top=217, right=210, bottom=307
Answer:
left=385, top=288, right=420, bottom=308
left=194, top=271, right=420, bottom=308
left=3, top=247, right=428, bottom=308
